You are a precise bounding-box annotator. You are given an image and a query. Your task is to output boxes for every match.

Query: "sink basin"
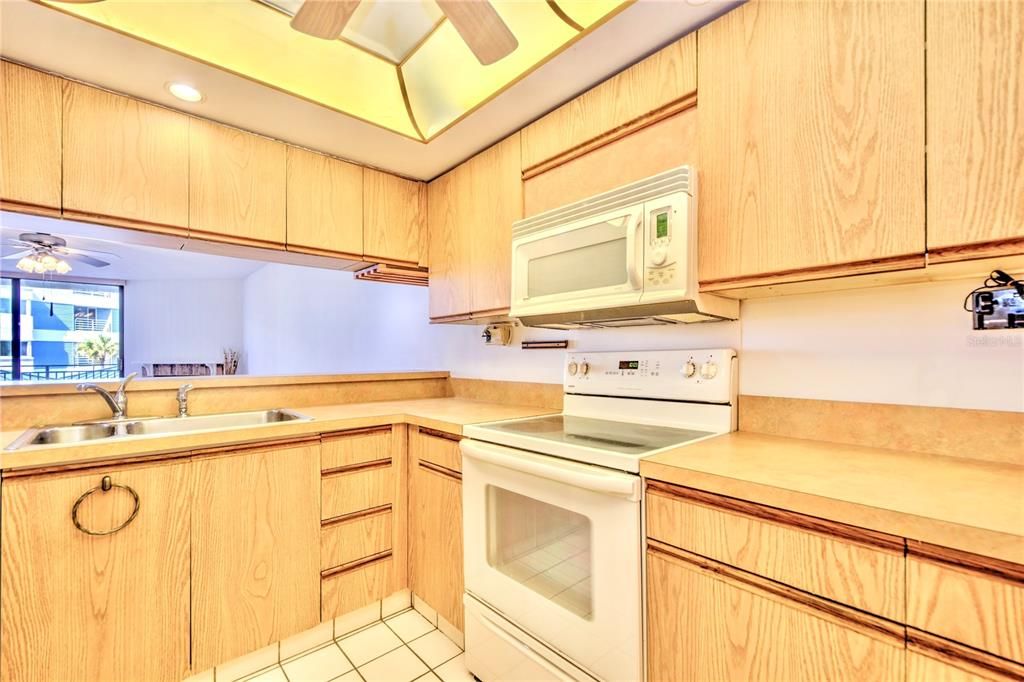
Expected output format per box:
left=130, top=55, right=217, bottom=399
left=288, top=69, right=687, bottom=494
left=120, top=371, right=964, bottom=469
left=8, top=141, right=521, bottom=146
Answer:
left=5, top=409, right=311, bottom=450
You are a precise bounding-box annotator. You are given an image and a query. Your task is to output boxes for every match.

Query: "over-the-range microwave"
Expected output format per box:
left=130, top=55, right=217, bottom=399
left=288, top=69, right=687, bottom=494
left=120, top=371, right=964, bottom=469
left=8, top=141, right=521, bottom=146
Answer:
left=510, top=165, right=738, bottom=328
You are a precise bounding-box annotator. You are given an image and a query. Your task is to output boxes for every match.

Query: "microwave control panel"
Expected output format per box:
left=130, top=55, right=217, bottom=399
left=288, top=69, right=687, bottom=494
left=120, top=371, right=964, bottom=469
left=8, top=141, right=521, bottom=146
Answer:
left=644, top=193, right=690, bottom=291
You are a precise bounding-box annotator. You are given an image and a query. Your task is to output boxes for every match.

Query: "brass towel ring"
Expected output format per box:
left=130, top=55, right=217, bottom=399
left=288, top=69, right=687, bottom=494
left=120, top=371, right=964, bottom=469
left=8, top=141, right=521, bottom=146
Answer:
left=71, top=475, right=140, bottom=536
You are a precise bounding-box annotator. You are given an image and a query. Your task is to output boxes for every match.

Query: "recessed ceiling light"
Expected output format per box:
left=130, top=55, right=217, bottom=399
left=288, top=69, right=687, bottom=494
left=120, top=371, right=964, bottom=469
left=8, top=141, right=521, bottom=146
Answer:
left=166, top=81, right=204, bottom=103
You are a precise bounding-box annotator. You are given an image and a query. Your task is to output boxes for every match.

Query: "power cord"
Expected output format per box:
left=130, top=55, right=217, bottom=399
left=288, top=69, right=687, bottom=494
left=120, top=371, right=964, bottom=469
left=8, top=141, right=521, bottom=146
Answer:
left=962, top=269, right=1024, bottom=312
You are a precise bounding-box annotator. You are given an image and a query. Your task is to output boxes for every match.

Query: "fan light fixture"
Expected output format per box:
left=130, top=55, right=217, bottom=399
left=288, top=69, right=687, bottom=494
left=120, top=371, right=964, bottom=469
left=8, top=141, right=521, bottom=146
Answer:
left=167, top=81, right=204, bottom=103
left=16, top=252, right=72, bottom=275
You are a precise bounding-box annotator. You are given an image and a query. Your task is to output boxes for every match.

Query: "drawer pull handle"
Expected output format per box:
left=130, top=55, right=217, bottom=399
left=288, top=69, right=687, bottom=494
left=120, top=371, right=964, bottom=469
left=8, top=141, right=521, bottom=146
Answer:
left=71, top=475, right=140, bottom=536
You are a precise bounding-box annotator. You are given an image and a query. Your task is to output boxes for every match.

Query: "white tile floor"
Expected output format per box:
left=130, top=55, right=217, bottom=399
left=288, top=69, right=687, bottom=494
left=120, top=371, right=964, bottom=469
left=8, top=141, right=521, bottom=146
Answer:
left=237, top=609, right=472, bottom=682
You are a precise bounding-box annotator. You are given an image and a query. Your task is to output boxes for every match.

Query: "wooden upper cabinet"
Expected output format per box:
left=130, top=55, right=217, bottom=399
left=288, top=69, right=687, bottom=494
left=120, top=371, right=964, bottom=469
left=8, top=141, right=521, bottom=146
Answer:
left=926, top=0, right=1024, bottom=260
left=0, top=461, right=191, bottom=682
left=191, top=440, right=320, bottom=671
left=521, top=33, right=696, bottom=173
left=0, top=60, right=61, bottom=213
left=697, top=0, right=925, bottom=290
left=363, top=168, right=425, bottom=264
left=63, top=82, right=188, bottom=232
left=189, top=118, right=286, bottom=246
left=286, top=146, right=363, bottom=256
left=427, top=133, right=522, bottom=320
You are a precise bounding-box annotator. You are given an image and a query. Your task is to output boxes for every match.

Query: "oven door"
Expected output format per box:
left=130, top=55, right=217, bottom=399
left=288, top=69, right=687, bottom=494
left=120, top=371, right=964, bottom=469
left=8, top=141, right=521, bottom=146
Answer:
left=511, top=205, right=645, bottom=318
left=461, top=439, right=642, bottom=682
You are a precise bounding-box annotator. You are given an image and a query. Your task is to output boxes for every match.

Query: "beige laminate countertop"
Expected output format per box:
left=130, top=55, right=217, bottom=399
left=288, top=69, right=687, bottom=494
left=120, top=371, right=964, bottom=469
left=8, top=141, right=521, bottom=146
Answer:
left=642, top=432, right=1024, bottom=564
left=0, top=398, right=557, bottom=473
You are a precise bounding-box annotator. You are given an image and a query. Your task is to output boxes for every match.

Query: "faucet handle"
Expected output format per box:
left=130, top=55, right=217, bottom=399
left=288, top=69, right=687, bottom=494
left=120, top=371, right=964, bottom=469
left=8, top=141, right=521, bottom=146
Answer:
left=121, top=372, right=139, bottom=388
left=177, top=383, right=194, bottom=399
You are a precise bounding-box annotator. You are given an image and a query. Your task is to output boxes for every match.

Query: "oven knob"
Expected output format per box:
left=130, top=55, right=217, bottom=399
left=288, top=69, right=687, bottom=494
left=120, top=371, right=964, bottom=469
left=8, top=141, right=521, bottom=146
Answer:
left=700, top=361, right=719, bottom=380
left=579, top=362, right=590, bottom=376
left=682, top=360, right=696, bottom=378
left=567, top=361, right=578, bottom=376
left=651, top=248, right=668, bottom=266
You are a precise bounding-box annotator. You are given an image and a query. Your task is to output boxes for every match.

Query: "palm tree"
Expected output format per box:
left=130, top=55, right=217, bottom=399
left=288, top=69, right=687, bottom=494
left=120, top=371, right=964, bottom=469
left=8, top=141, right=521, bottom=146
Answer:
left=78, top=335, right=119, bottom=366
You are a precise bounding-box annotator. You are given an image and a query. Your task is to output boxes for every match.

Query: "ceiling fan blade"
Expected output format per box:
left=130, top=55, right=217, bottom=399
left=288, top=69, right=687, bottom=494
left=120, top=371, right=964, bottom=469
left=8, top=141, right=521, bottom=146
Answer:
left=60, top=252, right=110, bottom=268
left=436, top=0, right=518, bottom=66
left=290, top=0, right=361, bottom=40
left=1, top=250, right=32, bottom=260
left=57, top=245, right=120, bottom=260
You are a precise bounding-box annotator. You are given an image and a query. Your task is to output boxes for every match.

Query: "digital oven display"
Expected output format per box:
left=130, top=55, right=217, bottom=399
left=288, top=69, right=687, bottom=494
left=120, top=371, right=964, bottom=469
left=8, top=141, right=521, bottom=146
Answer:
left=618, top=361, right=639, bottom=370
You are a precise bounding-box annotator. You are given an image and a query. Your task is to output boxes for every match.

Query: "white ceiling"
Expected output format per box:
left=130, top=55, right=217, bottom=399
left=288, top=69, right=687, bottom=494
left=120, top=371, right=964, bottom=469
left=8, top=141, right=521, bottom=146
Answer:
left=0, top=0, right=740, bottom=181
left=1, top=212, right=266, bottom=281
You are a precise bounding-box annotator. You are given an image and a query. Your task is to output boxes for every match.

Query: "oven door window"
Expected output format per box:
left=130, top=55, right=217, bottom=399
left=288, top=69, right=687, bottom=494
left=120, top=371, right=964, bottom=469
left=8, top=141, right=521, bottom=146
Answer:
left=485, top=486, right=593, bottom=619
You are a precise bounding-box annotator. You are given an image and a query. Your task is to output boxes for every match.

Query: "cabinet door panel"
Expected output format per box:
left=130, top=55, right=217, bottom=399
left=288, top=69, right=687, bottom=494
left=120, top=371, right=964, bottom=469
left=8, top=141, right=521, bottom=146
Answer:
left=363, top=168, right=424, bottom=263
left=189, top=118, right=286, bottom=246
left=927, top=0, right=1024, bottom=257
left=697, top=0, right=925, bottom=287
left=647, top=548, right=904, bottom=682
left=286, top=146, right=363, bottom=256
left=191, top=442, right=319, bottom=671
left=0, top=461, right=191, bottom=682
left=63, top=81, right=189, bottom=230
left=410, top=461, right=463, bottom=630
left=0, top=61, right=61, bottom=211
left=427, top=167, right=473, bottom=319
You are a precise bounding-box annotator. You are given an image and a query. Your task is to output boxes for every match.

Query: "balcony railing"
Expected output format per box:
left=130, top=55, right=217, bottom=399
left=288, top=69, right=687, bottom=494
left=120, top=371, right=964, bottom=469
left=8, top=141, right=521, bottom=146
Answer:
left=0, top=363, right=121, bottom=382
left=74, top=317, right=113, bottom=332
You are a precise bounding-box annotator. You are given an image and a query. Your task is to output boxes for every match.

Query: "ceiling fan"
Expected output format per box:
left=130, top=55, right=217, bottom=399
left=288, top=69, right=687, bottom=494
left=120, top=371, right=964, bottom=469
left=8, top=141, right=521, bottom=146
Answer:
left=290, top=0, right=518, bottom=65
left=2, top=233, right=117, bottom=274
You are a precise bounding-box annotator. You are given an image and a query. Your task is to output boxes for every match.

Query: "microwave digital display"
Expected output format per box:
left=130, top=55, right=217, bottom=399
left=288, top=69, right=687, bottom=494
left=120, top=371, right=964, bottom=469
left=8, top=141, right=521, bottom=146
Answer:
left=618, top=360, right=639, bottom=370
left=656, top=212, right=669, bottom=239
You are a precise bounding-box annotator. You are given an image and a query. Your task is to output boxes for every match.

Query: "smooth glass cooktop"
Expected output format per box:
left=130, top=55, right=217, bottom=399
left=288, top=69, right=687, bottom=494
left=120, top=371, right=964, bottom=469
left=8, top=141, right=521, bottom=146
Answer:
left=479, top=415, right=714, bottom=455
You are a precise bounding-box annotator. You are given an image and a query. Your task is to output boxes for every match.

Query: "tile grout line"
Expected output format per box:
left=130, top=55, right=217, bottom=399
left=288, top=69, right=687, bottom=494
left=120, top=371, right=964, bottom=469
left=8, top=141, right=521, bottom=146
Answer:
left=381, top=616, right=436, bottom=674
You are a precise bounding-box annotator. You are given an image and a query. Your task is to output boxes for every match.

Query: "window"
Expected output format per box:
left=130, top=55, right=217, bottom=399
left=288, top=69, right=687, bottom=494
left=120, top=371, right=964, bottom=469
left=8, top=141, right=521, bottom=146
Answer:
left=1, top=277, right=123, bottom=382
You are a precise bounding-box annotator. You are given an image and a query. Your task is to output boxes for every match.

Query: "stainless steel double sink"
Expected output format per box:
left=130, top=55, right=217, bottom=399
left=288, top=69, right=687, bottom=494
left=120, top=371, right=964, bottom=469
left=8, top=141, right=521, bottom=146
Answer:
left=5, top=409, right=311, bottom=450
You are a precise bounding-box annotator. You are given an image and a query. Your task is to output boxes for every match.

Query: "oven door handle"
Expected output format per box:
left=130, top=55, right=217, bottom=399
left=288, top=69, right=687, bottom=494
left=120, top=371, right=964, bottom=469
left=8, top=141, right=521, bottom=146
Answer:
left=460, top=440, right=641, bottom=501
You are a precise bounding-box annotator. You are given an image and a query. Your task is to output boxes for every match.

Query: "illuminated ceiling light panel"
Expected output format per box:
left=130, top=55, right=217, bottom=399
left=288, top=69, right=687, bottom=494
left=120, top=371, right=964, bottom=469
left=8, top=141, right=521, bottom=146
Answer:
left=39, top=0, right=630, bottom=142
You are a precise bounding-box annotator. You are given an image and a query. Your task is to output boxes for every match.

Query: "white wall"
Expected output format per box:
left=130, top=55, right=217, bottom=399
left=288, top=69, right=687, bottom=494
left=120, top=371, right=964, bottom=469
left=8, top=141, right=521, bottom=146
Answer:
left=124, top=278, right=245, bottom=374
left=243, top=263, right=459, bottom=375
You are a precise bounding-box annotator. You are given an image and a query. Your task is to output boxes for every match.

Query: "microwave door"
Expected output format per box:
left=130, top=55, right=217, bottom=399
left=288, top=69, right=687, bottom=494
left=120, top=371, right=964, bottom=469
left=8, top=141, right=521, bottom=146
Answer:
left=512, top=206, right=644, bottom=312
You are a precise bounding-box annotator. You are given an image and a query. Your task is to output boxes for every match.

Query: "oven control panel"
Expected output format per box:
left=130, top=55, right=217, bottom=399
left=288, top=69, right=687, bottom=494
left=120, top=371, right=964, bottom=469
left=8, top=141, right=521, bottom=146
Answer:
left=564, top=348, right=737, bottom=404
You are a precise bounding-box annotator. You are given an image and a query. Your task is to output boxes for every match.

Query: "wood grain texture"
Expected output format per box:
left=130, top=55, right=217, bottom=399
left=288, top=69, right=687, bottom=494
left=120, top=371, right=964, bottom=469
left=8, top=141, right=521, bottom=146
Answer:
left=0, top=60, right=61, bottom=210
left=927, top=0, right=1024, bottom=255
left=909, top=629, right=1024, bottom=682
left=62, top=81, right=188, bottom=229
left=908, top=651, right=1008, bottom=682
left=646, top=547, right=905, bottom=682
left=363, top=168, right=424, bottom=264
left=739, top=395, right=1024, bottom=466
left=646, top=488, right=906, bottom=620
left=188, top=117, right=286, bottom=246
left=321, top=508, right=393, bottom=571
left=0, top=461, right=191, bottom=682
left=190, top=442, right=320, bottom=671
left=410, top=459, right=464, bottom=630
left=521, top=33, right=696, bottom=171
left=524, top=109, right=695, bottom=217
left=448, top=377, right=563, bottom=410
left=908, top=556, right=1024, bottom=662
left=322, top=463, right=395, bottom=520
left=286, top=146, right=363, bottom=256
left=321, top=555, right=397, bottom=620
left=427, top=133, right=521, bottom=319
left=321, top=426, right=393, bottom=471
left=412, top=426, right=462, bottom=473
left=697, top=0, right=925, bottom=284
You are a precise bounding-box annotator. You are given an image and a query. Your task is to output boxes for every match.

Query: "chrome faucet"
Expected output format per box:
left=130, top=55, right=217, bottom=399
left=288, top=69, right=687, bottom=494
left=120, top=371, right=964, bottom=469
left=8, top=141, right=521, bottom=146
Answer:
left=177, top=384, right=194, bottom=417
left=77, top=372, right=138, bottom=419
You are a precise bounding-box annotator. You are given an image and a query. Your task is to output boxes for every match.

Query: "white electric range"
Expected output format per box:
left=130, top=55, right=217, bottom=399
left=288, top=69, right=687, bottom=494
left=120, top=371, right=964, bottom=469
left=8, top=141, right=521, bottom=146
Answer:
left=459, top=349, right=737, bottom=682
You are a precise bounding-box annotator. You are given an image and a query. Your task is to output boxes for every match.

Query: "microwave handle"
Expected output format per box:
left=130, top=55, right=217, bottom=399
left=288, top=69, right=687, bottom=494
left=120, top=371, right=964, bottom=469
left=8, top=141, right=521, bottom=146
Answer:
left=625, top=211, right=644, bottom=289
left=461, top=439, right=641, bottom=501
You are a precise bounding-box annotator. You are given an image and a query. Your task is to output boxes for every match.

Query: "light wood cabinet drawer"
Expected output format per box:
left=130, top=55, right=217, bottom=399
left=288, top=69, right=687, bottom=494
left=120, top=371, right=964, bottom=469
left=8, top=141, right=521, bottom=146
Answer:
left=321, top=427, right=393, bottom=472
left=322, top=464, right=394, bottom=521
left=321, top=555, right=397, bottom=621
left=646, top=481, right=906, bottom=621
left=907, top=546, right=1024, bottom=662
left=413, top=428, right=461, bottom=473
left=321, top=509, right=393, bottom=571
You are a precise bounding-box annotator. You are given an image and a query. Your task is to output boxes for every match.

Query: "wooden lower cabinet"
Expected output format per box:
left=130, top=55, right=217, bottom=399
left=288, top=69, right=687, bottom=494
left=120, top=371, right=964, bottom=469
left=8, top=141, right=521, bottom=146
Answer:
left=409, top=429, right=464, bottom=630
left=190, top=439, right=320, bottom=671
left=646, top=545, right=905, bottom=682
left=0, top=461, right=192, bottom=682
